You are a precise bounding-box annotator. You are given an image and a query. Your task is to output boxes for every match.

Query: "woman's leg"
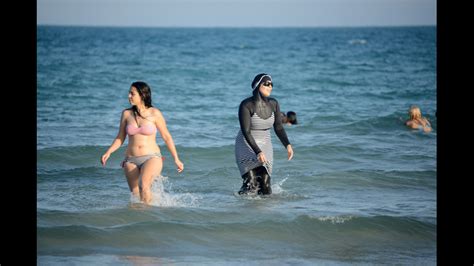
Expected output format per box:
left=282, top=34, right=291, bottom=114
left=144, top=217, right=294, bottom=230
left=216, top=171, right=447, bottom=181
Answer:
left=139, top=157, right=163, bottom=204
left=123, top=162, right=141, bottom=198
left=256, top=166, right=272, bottom=195
left=238, top=168, right=259, bottom=194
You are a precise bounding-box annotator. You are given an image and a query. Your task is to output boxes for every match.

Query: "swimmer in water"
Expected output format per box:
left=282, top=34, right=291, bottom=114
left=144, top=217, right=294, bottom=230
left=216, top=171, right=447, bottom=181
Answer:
left=281, top=111, right=298, bottom=125
left=405, top=105, right=432, bottom=133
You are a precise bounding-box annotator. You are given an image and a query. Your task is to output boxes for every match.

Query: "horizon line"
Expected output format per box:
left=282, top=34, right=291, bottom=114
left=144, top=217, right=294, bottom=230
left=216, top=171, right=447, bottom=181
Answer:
left=37, top=24, right=436, bottom=29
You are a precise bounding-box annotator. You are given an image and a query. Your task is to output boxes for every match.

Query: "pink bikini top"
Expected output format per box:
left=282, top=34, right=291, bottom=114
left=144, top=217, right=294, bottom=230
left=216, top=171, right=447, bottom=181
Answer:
left=126, top=124, right=157, bottom=136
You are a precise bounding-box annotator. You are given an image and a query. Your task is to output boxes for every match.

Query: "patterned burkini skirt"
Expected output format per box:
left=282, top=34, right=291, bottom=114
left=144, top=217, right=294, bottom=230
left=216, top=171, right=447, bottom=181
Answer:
left=235, top=113, right=274, bottom=176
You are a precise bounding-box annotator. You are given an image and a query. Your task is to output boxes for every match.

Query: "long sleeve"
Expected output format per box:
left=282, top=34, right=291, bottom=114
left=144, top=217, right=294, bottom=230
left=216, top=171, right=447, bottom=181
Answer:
left=273, top=100, right=290, bottom=147
left=238, top=100, right=262, bottom=155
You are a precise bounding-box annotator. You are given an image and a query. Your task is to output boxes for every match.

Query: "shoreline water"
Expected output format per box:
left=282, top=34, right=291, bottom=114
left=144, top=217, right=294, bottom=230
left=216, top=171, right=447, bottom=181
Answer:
left=38, top=26, right=436, bottom=264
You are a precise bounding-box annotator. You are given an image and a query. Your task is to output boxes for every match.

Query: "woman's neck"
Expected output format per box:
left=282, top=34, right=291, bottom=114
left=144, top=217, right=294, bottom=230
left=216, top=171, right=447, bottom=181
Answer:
left=253, top=89, right=268, bottom=102
left=136, top=104, right=147, bottom=114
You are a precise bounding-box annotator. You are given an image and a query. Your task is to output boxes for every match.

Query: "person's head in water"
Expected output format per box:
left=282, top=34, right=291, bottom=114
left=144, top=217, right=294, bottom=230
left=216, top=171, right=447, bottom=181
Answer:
left=406, top=105, right=432, bottom=133
left=408, top=105, right=422, bottom=120
left=284, top=111, right=298, bottom=125
left=251, top=73, right=273, bottom=98
left=129, top=81, right=153, bottom=118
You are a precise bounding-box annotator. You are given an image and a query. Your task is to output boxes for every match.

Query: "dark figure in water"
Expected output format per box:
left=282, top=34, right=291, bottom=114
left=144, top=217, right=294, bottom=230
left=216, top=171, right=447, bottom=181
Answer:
left=234, top=73, right=294, bottom=195
left=281, top=111, right=298, bottom=125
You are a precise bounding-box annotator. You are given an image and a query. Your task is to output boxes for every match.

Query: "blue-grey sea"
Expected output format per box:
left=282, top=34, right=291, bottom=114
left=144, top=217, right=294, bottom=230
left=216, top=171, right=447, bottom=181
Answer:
left=37, top=26, right=436, bottom=265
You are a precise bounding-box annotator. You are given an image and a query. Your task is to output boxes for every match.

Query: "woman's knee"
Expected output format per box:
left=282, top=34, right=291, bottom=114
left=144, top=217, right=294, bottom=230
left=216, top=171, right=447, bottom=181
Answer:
left=141, top=189, right=153, bottom=204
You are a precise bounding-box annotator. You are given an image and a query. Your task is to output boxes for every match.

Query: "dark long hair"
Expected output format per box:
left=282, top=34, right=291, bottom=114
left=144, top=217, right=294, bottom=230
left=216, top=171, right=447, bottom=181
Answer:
left=130, top=81, right=153, bottom=120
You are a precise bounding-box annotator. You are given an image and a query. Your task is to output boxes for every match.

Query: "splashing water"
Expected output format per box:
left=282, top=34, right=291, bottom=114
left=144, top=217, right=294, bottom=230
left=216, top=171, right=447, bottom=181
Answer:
left=235, top=176, right=291, bottom=200
left=272, top=176, right=289, bottom=194
left=127, top=175, right=201, bottom=207
left=149, top=176, right=201, bottom=207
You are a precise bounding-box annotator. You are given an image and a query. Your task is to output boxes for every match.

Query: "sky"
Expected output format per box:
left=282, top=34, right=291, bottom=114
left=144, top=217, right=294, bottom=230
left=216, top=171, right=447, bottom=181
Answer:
left=37, top=0, right=436, bottom=27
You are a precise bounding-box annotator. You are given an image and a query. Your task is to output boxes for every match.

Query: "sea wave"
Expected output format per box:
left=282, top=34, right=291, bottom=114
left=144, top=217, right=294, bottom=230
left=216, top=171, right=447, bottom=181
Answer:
left=38, top=211, right=435, bottom=258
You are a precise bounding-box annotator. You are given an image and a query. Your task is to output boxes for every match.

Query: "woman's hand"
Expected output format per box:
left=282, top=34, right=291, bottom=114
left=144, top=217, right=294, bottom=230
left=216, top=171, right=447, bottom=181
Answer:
left=257, top=152, right=268, bottom=164
left=175, top=159, right=184, bottom=173
left=287, top=145, right=294, bottom=160
left=101, top=153, right=110, bottom=166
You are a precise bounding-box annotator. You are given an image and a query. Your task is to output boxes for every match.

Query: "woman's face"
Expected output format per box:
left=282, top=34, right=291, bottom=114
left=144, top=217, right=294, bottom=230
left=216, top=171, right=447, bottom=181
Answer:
left=409, top=108, right=421, bottom=119
left=258, top=81, right=273, bottom=97
left=128, top=86, right=142, bottom=106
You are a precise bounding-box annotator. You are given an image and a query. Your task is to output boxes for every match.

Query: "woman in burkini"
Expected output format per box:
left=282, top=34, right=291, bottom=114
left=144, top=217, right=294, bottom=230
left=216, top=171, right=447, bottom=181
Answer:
left=405, top=105, right=432, bottom=133
left=235, top=73, right=294, bottom=195
left=101, top=81, right=184, bottom=204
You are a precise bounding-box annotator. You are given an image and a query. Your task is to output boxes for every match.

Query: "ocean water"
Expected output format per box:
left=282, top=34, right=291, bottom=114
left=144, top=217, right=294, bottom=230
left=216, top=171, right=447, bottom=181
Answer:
left=37, top=26, right=436, bottom=265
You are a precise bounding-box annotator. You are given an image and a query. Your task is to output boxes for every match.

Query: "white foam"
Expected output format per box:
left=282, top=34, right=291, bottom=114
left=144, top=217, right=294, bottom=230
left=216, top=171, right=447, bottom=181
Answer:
left=149, top=175, right=201, bottom=207
left=128, top=176, right=201, bottom=207
left=129, top=193, right=141, bottom=204
left=348, top=39, right=367, bottom=45
left=316, top=215, right=354, bottom=224
left=271, top=176, right=289, bottom=194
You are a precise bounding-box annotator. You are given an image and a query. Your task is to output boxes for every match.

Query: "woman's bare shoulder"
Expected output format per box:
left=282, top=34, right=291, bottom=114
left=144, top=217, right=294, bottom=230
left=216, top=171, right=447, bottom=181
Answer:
left=122, top=108, right=133, bottom=116
left=149, top=107, right=161, bottom=113
left=150, top=107, right=164, bottom=118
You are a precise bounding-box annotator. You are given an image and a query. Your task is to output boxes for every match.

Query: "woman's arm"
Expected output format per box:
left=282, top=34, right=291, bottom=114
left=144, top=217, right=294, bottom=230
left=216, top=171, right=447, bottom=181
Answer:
left=101, top=110, right=128, bottom=166
left=423, top=117, right=432, bottom=127
left=272, top=100, right=290, bottom=147
left=406, top=120, right=418, bottom=129
left=272, top=100, right=293, bottom=160
left=155, top=109, right=184, bottom=172
left=422, top=117, right=432, bottom=132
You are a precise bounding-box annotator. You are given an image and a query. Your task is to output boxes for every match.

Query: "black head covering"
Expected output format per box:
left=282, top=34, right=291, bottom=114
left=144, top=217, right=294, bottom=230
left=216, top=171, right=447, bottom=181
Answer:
left=251, top=73, right=272, bottom=90
left=250, top=73, right=273, bottom=117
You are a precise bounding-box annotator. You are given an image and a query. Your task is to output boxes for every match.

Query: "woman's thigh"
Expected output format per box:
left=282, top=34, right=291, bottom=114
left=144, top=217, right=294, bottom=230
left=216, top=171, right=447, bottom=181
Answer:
left=123, top=162, right=140, bottom=190
left=140, top=157, right=163, bottom=186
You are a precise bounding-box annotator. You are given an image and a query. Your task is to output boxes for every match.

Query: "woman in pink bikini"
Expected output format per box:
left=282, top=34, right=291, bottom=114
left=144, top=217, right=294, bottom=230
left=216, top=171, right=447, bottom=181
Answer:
left=101, top=81, right=184, bottom=204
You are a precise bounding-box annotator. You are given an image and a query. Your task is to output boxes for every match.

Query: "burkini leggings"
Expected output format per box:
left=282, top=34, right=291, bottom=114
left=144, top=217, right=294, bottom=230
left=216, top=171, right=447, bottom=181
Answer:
left=238, top=166, right=272, bottom=195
